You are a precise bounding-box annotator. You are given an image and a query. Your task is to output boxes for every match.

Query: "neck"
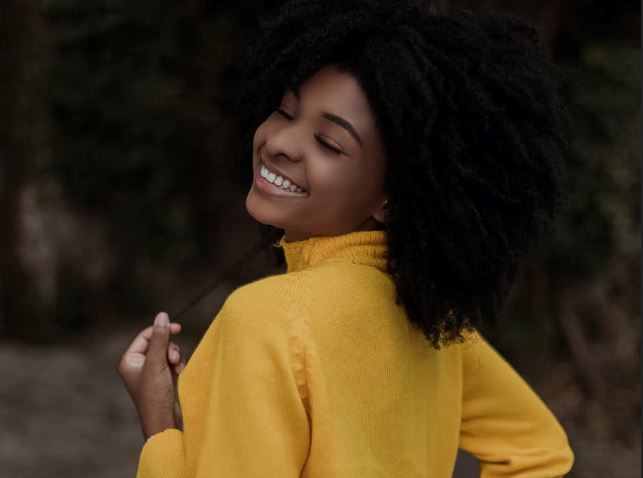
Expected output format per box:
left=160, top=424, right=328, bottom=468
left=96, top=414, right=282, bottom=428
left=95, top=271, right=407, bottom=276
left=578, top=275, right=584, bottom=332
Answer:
left=283, top=217, right=385, bottom=243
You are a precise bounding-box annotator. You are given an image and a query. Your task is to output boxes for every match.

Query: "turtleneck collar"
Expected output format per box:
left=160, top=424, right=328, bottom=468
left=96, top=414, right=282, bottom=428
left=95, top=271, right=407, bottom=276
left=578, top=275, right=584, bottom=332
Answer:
left=274, top=229, right=388, bottom=273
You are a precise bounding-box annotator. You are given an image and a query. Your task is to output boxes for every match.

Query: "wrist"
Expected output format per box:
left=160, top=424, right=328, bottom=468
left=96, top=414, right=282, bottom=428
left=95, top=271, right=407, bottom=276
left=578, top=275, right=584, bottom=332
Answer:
left=140, top=408, right=176, bottom=440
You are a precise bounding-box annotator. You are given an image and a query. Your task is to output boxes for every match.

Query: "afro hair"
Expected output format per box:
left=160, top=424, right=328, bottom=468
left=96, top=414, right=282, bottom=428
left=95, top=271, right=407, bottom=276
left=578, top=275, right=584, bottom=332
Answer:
left=232, top=0, right=573, bottom=349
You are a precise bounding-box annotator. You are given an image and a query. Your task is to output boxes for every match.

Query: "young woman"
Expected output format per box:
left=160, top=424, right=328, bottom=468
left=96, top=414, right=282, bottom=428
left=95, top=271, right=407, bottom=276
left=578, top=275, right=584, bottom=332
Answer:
left=119, top=0, right=575, bottom=476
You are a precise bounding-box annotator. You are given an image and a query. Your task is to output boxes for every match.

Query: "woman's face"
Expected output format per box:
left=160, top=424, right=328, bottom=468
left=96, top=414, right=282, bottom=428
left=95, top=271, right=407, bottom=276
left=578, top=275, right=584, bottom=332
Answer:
left=245, top=64, right=388, bottom=242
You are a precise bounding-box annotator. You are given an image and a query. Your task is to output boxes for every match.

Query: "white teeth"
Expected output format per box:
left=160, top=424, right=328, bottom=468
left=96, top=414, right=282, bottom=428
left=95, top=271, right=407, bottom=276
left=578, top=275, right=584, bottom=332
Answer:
left=260, top=163, right=307, bottom=193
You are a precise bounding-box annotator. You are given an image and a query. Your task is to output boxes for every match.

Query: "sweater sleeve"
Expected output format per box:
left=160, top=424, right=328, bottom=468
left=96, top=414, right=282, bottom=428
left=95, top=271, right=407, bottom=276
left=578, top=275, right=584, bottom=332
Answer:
left=136, top=278, right=311, bottom=477
left=459, top=331, right=574, bottom=478
left=136, top=428, right=187, bottom=478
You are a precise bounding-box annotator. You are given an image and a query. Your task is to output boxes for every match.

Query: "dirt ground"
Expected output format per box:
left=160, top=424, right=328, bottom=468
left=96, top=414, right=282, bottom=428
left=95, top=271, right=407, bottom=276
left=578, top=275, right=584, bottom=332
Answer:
left=0, top=321, right=638, bottom=478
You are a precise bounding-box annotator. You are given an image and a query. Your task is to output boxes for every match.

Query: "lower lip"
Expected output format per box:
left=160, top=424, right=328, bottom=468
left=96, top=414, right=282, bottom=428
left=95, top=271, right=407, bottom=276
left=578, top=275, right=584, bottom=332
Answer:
left=254, top=164, right=308, bottom=198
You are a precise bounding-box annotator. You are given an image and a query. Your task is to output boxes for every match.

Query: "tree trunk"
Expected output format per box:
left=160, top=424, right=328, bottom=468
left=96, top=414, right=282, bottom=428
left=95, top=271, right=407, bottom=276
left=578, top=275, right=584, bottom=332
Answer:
left=0, top=0, right=55, bottom=340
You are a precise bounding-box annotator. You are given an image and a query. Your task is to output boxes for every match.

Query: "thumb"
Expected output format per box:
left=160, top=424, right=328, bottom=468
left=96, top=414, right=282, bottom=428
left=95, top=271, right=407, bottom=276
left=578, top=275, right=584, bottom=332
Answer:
left=148, top=312, right=171, bottom=363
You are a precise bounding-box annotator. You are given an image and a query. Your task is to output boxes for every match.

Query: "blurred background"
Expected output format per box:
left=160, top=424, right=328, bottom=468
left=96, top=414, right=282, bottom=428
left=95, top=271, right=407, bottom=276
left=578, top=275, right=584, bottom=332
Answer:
left=0, top=0, right=639, bottom=476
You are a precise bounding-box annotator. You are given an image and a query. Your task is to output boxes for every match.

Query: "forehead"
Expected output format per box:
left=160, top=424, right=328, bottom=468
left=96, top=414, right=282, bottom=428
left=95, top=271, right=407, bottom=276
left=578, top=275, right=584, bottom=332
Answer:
left=287, top=65, right=376, bottom=132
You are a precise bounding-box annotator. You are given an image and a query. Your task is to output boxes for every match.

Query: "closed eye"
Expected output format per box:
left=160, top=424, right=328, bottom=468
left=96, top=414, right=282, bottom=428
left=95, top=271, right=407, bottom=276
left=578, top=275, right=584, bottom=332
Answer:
left=276, top=108, right=344, bottom=156
left=276, top=108, right=294, bottom=120
left=314, top=135, right=343, bottom=155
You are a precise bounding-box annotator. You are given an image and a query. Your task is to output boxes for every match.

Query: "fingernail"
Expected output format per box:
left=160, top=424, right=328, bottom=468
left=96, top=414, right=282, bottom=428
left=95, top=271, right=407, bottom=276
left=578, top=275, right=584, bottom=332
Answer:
left=155, top=312, right=169, bottom=327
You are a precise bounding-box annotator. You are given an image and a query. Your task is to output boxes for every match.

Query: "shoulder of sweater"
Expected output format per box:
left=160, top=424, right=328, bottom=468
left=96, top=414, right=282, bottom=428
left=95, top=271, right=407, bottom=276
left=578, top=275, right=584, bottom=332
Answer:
left=298, top=260, right=393, bottom=299
left=227, top=261, right=385, bottom=299
left=213, top=273, right=300, bottom=338
left=226, top=272, right=295, bottom=306
left=217, top=263, right=391, bottom=328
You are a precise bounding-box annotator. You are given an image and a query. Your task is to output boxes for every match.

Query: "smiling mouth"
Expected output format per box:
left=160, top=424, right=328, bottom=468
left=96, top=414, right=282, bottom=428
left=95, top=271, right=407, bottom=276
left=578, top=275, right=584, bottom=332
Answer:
left=258, top=160, right=308, bottom=193
left=255, top=160, right=309, bottom=198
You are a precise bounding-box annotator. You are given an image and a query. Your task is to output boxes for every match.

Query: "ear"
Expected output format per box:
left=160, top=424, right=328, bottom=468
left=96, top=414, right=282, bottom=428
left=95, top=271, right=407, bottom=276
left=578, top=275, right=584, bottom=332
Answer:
left=372, top=198, right=389, bottom=224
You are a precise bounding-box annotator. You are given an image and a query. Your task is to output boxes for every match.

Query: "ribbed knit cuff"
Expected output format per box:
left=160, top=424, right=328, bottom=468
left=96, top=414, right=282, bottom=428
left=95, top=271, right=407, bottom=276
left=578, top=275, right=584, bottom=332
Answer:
left=136, top=428, right=186, bottom=478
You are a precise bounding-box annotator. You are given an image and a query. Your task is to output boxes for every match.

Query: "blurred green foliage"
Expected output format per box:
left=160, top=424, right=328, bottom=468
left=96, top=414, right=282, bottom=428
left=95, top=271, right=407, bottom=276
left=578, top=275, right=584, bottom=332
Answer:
left=549, top=43, right=639, bottom=280
left=496, top=42, right=640, bottom=356
left=2, top=0, right=639, bottom=337
left=25, top=1, right=275, bottom=316
left=45, top=1, right=242, bottom=265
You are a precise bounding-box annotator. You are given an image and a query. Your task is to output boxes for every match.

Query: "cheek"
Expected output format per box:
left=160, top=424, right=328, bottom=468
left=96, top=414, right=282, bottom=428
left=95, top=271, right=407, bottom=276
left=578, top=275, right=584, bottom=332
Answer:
left=327, top=165, right=382, bottom=211
left=311, top=163, right=361, bottom=198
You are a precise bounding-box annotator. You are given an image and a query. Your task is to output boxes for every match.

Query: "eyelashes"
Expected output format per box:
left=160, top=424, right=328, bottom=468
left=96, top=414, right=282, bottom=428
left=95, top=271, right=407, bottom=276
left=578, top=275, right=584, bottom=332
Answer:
left=275, top=108, right=293, bottom=120
left=275, top=108, right=343, bottom=155
left=314, top=135, right=343, bottom=155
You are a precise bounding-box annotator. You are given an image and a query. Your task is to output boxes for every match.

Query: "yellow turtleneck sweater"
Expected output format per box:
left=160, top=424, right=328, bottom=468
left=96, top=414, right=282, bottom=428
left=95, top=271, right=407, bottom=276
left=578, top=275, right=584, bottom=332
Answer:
left=136, top=230, right=574, bottom=478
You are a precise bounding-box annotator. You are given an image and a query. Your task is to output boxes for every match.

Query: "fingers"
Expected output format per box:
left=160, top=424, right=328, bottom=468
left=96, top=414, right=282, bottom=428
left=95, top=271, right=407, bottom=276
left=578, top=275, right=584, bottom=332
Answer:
left=167, top=341, right=181, bottom=365
left=125, top=321, right=181, bottom=356
left=172, top=357, right=187, bottom=379
left=147, top=312, right=171, bottom=365
left=118, top=315, right=182, bottom=388
left=125, top=328, right=155, bottom=357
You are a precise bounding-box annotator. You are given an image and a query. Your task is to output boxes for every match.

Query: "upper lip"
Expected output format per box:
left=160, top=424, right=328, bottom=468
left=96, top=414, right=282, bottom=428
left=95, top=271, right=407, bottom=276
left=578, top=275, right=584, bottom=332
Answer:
left=259, top=157, right=307, bottom=191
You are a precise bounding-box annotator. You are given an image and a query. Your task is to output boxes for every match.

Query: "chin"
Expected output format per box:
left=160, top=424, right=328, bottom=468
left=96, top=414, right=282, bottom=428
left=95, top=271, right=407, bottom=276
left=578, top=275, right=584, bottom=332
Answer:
left=245, top=187, right=284, bottom=229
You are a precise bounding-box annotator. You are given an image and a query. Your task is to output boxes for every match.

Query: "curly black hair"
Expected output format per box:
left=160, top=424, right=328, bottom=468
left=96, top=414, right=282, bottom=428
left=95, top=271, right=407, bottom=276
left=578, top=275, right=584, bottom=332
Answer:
left=231, top=0, right=573, bottom=349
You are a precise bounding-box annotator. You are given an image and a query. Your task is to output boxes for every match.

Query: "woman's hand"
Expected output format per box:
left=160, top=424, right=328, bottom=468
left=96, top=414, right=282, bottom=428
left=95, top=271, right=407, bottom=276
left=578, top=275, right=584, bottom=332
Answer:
left=118, top=312, right=186, bottom=440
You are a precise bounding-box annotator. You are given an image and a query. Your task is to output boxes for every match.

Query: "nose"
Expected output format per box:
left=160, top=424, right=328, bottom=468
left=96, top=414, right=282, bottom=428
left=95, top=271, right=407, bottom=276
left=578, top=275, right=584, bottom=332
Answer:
left=263, top=126, right=304, bottom=164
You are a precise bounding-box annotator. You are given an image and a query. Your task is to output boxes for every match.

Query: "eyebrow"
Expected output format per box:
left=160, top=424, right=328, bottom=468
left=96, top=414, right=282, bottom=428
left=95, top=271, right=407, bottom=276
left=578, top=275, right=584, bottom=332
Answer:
left=289, top=87, right=363, bottom=147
